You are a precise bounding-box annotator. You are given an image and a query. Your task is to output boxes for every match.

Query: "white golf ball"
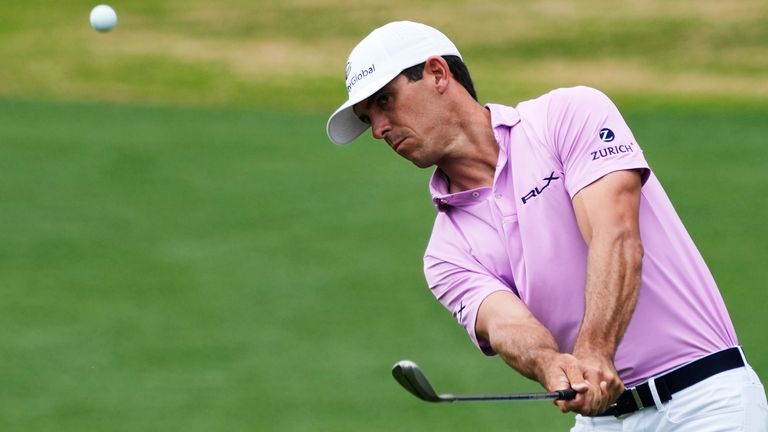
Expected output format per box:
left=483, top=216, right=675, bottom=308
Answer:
left=90, top=5, right=117, bottom=32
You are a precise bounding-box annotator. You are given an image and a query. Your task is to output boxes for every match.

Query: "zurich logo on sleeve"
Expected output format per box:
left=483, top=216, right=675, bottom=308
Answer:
left=599, top=128, right=615, bottom=142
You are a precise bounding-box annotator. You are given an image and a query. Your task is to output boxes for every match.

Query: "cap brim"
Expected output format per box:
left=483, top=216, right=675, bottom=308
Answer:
left=326, top=70, right=401, bottom=145
left=326, top=100, right=369, bottom=146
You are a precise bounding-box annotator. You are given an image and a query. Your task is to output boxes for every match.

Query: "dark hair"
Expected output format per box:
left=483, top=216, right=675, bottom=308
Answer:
left=400, top=55, right=478, bottom=101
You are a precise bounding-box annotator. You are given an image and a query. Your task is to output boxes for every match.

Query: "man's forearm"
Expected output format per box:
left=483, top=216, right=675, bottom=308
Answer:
left=490, top=320, right=563, bottom=383
left=574, top=232, right=643, bottom=358
left=476, top=291, right=564, bottom=386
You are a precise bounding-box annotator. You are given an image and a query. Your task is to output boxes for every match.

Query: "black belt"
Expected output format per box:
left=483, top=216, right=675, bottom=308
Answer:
left=597, top=347, right=744, bottom=417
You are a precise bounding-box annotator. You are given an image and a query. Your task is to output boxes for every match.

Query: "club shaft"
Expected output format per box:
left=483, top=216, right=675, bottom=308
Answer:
left=444, top=391, right=568, bottom=402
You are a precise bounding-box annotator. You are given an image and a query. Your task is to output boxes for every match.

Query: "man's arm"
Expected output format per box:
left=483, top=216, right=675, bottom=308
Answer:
left=476, top=169, right=644, bottom=416
left=476, top=291, right=590, bottom=406
left=566, top=169, right=644, bottom=414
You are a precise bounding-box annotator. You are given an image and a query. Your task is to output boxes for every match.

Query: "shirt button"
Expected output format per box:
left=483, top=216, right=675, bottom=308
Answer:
left=495, top=194, right=503, bottom=199
left=471, top=192, right=480, bottom=198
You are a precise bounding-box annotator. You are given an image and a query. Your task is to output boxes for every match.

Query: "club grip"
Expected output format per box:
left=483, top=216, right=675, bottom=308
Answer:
left=556, top=388, right=577, bottom=400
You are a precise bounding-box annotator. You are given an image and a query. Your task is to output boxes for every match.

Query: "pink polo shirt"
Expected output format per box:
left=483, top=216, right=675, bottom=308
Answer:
left=423, top=86, right=738, bottom=386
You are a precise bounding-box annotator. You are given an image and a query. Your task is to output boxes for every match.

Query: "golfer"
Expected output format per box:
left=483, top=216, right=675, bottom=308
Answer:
left=326, top=21, right=768, bottom=430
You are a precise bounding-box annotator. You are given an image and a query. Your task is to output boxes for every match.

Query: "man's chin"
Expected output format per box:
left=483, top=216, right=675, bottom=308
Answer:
left=396, top=144, right=435, bottom=169
left=408, top=156, right=435, bottom=169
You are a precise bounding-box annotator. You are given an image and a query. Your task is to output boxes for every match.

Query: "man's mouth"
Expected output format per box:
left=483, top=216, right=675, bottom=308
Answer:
left=389, top=136, right=405, bottom=152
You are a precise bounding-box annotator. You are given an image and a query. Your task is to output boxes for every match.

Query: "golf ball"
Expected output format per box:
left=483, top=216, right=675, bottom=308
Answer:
left=90, top=5, right=117, bottom=32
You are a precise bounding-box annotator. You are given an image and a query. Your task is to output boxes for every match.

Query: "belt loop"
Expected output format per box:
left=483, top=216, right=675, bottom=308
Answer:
left=648, top=378, right=666, bottom=412
left=630, top=387, right=643, bottom=409
left=736, top=345, right=756, bottom=383
left=737, top=345, right=748, bottom=366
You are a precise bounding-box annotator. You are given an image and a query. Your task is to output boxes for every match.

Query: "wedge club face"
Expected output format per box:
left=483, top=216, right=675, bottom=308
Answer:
left=392, top=360, right=445, bottom=402
left=391, top=360, right=577, bottom=403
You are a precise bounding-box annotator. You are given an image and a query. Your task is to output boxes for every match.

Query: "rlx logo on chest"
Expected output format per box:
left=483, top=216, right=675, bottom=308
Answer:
left=521, top=171, right=561, bottom=205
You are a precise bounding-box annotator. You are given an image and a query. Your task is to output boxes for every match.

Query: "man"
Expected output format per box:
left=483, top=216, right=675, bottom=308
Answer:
left=326, top=21, right=768, bottom=430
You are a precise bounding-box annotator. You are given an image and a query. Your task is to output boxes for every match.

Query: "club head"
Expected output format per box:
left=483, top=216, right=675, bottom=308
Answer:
left=391, top=360, right=445, bottom=402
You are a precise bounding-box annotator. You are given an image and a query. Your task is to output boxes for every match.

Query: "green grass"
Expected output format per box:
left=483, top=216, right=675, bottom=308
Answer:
left=0, top=97, right=766, bottom=431
left=1, top=1, right=767, bottom=430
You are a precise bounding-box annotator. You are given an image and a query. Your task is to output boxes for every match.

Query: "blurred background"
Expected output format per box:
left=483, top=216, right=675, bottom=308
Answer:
left=1, top=1, right=766, bottom=430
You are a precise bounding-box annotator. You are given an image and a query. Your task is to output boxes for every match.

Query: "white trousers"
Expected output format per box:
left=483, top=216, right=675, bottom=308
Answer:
left=571, top=365, right=768, bottom=432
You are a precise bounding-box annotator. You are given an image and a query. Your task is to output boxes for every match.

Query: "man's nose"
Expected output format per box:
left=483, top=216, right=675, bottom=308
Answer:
left=370, top=112, right=392, bottom=140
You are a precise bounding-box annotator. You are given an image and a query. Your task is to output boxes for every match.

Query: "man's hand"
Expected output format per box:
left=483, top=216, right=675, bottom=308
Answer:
left=542, top=351, right=624, bottom=416
left=476, top=291, right=626, bottom=415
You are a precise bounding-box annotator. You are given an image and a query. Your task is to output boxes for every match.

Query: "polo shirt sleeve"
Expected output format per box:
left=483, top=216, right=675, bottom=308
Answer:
left=423, top=219, right=512, bottom=356
left=546, top=86, right=651, bottom=198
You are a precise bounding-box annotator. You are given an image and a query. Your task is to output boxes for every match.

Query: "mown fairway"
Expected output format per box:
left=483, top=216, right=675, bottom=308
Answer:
left=1, top=1, right=767, bottom=431
left=1, top=99, right=766, bottom=431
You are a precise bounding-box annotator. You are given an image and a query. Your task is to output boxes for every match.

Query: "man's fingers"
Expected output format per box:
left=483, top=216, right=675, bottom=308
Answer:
left=546, top=353, right=623, bottom=415
left=564, top=363, right=587, bottom=388
left=572, top=381, right=589, bottom=392
left=547, top=353, right=625, bottom=416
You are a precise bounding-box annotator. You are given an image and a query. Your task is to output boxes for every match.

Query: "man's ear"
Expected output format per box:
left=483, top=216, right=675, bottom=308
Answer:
left=424, top=56, right=451, bottom=94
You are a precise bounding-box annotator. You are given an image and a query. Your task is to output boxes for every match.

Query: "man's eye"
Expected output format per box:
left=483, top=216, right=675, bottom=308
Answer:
left=376, top=94, right=390, bottom=107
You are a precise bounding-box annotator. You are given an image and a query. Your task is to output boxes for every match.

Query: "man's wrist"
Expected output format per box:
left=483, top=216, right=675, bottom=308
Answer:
left=572, top=338, right=616, bottom=361
left=531, top=348, right=569, bottom=388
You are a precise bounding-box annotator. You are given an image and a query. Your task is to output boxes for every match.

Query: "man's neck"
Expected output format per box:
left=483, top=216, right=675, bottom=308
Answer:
left=438, top=106, right=499, bottom=193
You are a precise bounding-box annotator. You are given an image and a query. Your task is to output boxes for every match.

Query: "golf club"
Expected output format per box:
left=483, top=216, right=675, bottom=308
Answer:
left=392, top=360, right=577, bottom=403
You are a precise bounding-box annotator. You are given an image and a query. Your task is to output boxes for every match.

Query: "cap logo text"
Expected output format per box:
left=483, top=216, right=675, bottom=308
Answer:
left=346, top=64, right=376, bottom=93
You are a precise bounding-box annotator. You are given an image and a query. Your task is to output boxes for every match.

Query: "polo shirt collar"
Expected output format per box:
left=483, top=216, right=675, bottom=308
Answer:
left=429, top=169, right=495, bottom=211
left=429, top=104, right=521, bottom=211
left=486, top=103, right=521, bottom=130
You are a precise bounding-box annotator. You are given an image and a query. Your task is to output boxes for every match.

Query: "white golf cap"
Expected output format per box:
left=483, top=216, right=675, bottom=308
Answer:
left=326, top=21, right=462, bottom=145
